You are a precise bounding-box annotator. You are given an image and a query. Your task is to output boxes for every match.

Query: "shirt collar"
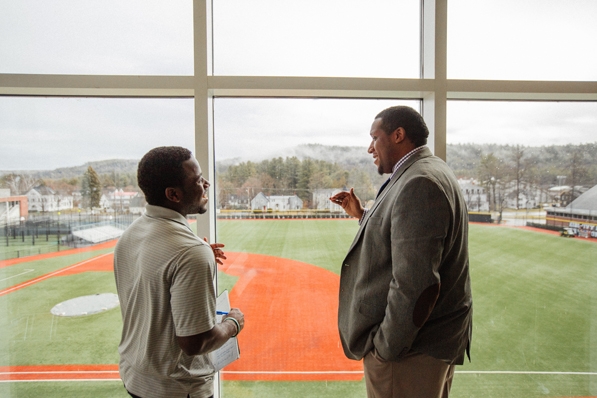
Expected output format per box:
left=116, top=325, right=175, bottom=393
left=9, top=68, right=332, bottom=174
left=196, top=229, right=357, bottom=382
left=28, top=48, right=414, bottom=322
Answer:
left=390, top=145, right=427, bottom=177
left=145, top=204, right=193, bottom=231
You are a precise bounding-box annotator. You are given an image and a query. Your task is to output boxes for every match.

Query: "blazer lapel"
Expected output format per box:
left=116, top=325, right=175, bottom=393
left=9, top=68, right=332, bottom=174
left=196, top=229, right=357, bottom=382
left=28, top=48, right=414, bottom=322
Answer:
left=346, top=147, right=433, bottom=253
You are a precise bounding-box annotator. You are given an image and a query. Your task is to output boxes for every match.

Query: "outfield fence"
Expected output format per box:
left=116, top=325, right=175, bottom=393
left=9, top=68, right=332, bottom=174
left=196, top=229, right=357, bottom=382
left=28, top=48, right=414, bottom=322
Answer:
left=0, top=242, right=61, bottom=261
left=0, top=214, right=138, bottom=260
left=217, top=211, right=352, bottom=220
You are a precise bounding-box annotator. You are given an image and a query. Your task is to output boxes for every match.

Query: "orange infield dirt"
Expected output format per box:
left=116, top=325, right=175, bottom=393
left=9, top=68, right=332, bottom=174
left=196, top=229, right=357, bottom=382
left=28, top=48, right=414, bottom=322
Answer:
left=218, top=252, right=363, bottom=381
left=0, top=245, right=363, bottom=382
left=0, top=239, right=118, bottom=268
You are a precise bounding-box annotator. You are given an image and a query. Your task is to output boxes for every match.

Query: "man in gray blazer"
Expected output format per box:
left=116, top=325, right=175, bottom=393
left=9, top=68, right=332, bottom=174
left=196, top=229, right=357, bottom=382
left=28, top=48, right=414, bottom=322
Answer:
left=330, top=106, right=472, bottom=397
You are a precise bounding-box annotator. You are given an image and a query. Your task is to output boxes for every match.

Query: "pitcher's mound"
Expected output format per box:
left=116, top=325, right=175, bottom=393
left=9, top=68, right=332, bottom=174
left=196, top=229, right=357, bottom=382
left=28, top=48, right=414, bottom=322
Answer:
left=51, top=293, right=119, bottom=317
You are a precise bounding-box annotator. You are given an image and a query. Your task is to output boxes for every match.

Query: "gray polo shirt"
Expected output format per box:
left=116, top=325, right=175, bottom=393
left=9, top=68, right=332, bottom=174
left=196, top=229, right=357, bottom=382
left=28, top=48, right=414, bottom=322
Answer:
left=114, top=205, right=217, bottom=398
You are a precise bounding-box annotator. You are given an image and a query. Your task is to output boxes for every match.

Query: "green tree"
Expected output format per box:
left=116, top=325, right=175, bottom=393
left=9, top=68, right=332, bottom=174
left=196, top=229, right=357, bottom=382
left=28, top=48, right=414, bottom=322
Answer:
left=282, top=156, right=301, bottom=189
left=226, top=161, right=257, bottom=187
left=82, top=166, right=102, bottom=209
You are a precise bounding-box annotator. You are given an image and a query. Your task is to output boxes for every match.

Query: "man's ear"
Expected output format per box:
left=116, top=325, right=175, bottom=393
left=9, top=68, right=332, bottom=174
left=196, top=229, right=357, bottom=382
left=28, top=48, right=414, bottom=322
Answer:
left=392, top=127, right=406, bottom=143
left=165, top=187, right=182, bottom=203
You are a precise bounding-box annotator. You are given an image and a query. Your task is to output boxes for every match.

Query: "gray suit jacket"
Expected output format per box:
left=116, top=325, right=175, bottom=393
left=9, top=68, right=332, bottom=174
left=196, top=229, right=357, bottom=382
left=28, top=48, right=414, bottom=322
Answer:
left=338, top=147, right=472, bottom=364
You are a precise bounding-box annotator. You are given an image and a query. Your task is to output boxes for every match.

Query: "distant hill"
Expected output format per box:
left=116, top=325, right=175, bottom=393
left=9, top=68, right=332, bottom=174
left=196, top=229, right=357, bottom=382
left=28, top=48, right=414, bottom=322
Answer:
left=218, top=143, right=376, bottom=168
left=2, top=142, right=595, bottom=186
left=0, top=159, right=139, bottom=179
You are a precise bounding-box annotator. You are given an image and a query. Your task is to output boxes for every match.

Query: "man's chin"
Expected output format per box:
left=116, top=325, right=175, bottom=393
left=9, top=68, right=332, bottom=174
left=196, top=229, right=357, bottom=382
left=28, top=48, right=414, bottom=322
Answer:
left=197, top=201, right=208, bottom=214
left=186, top=203, right=208, bottom=215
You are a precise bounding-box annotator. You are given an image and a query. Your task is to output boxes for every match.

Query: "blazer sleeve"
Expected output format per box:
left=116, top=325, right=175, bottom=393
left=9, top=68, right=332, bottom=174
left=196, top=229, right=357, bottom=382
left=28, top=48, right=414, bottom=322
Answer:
left=373, top=176, right=451, bottom=361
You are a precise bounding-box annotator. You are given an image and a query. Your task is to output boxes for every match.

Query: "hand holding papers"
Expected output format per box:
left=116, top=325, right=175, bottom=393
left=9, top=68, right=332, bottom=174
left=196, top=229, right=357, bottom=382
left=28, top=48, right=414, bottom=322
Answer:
left=210, top=291, right=241, bottom=371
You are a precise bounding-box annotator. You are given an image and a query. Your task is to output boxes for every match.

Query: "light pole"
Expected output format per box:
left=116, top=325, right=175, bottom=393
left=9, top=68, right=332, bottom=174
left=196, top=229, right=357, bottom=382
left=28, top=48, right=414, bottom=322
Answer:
left=57, top=211, right=61, bottom=251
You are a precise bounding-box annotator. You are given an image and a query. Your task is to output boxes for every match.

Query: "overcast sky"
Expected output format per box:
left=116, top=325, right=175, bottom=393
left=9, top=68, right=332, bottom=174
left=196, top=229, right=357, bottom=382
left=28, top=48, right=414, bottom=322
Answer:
left=1, top=0, right=596, bottom=171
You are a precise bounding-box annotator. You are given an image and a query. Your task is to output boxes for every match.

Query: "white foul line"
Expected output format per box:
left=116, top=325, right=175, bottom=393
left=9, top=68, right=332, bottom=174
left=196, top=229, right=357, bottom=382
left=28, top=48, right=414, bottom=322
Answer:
left=2, top=369, right=597, bottom=383
left=0, top=269, right=35, bottom=282
left=0, top=253, right=111, bottom=296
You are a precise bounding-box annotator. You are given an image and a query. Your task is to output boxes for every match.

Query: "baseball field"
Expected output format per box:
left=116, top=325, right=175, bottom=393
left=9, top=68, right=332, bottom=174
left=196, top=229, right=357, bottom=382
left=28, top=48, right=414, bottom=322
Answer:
left=1, top=219, right=596, bottom=397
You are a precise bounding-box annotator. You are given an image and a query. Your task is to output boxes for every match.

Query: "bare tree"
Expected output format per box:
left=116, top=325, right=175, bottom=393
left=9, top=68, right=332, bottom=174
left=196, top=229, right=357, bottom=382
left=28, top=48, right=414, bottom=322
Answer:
left=477, top=153, right=506, bottom=212
left=509, top=145, right=527, bottom=209
left=565, top=145, right=590, bottom=205
left=2, top=173, right=39, bottom=195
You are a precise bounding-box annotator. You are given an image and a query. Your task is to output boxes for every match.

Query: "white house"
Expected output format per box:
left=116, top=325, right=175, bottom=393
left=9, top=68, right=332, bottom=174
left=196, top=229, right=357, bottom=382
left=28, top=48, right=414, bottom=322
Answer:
left=99, top=194, right=110, bottom=209
left=26, top=186, right=73, bottom=213
left=129, top=195, right=147, bottom=214
left=106, top=189, right=139, bottom=211
left=458, top=179, right=489, bottom=212
left=312, top=188, right=343, bottom=212
left=251, top=192, right=303, bottom=211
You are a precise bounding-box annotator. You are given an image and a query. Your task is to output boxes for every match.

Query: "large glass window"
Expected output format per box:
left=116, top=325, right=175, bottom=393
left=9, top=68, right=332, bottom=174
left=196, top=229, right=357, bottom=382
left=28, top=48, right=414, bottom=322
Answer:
left=213, top=98, right=415, bottom=396
left=447, top=100, right=597, bottom=396
left=0, top=97, right=193, bottom=397
left=212, top=0, right=420, bottom=77
left=0, top=97, right=194, bottom=170
left=1, top=0, right=596, bottom=397
left=0, top=0, right=193, bottom=75
left=448, top=0, right=597, bottom=81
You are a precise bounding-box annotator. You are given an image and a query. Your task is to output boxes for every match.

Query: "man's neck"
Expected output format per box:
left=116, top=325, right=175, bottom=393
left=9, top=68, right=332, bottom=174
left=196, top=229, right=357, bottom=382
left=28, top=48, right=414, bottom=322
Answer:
left=159, top=201, right=187, bottom=217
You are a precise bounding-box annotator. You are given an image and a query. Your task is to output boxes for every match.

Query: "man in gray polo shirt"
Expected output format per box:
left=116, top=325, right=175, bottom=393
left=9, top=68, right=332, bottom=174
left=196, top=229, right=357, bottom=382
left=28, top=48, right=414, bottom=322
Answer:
left=114, top=146, right=244, bottom=398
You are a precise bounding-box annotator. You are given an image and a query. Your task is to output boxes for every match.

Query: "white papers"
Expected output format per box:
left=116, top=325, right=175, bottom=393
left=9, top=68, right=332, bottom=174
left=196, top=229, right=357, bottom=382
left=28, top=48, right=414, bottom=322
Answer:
left=209, top=290, right=240, bottom=371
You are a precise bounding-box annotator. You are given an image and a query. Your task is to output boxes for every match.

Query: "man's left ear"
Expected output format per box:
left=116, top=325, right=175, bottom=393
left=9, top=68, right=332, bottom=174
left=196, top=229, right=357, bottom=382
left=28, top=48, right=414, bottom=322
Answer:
left=165, top=187, right=182, bottom=203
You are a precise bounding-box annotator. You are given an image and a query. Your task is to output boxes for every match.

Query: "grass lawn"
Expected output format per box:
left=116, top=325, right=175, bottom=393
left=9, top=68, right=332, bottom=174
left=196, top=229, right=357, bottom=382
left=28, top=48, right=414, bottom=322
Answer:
left=0, top=220, right=596, bottom=397
left=215, top=219, right=358, bottom=275
left=216, top=220, right=597, bottom=397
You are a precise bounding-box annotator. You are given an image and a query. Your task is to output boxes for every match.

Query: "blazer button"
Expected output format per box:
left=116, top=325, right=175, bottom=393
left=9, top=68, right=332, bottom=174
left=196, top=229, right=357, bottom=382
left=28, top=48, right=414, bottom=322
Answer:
left=343, top=263, right=350, bottom=267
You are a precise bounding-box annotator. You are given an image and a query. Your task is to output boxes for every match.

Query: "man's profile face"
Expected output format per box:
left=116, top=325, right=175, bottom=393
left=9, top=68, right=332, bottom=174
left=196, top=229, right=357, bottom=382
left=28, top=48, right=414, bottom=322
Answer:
left=368, top=118, right=397, bottom=175
left=180, top=157, right=210, bottom=215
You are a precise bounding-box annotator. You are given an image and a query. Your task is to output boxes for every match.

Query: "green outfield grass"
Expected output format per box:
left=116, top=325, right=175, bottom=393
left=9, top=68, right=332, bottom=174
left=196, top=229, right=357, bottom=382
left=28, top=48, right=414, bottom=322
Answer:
left=215, top=219, right=358, bottom=275
left=1, top=272, right=120, bottom=365
left=0, top=234, right=61, bottom=261
left=217, top=220, right=597, bottom=397
left=0, top=220, right=596, bottom=397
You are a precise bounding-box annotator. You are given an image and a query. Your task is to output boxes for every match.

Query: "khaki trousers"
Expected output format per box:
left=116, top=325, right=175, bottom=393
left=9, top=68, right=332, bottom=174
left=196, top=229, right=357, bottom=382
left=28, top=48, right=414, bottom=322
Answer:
left=363, top=350, right=455, bottom=398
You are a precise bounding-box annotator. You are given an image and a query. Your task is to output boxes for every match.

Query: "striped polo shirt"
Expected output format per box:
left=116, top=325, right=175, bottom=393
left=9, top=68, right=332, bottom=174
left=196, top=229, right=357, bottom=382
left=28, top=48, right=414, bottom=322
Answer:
left=114, top=204, right=217, bottom=398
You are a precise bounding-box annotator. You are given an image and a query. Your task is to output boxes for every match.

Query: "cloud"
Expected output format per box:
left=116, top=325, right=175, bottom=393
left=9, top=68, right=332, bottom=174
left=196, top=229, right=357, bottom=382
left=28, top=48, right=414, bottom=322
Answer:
left=0, top=97, right=194, bottom=170
left=213, top=98, right=416, bottom=160
left=447, top=101, right=597, bottom=146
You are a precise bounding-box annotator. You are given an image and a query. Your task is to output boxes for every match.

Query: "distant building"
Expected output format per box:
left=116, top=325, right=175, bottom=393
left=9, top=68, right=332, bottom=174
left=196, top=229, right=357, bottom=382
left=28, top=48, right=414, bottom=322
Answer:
left=26, top=186, right=73, bottom=213
left=129, top=195, right=147, bottom=214
left=458, top=179, right=489, bottom=212
left=251, top=192, right=303, bottom=211
left=99, top=194, right=110, bottom=209
left=0, top=189, right=28, bottom=226
left=106, top=189, right=138, bottom=211
left=545, top=184, right=597, bottom=238
left=312, top=189, right=343, bottom=212
left=546, top=185, right=587, bottom=207
left=547, top=185, right=571, bottom=206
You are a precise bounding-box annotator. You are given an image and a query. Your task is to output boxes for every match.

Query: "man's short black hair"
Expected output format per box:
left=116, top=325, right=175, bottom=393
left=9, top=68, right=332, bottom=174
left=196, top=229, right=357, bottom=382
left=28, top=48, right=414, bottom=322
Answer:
left=137, top=146, right=192, bottom=206
left=375, top=106, right=429, bottom=147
